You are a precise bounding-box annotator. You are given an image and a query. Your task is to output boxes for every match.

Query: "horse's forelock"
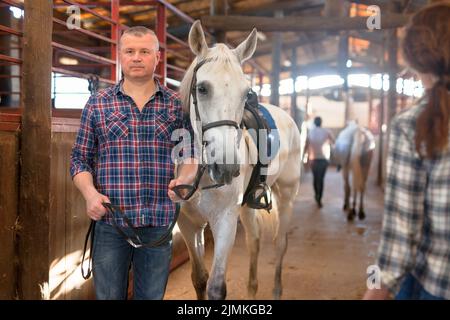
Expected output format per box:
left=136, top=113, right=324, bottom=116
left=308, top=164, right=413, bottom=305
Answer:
left=179, top=44, right=242, bottom=114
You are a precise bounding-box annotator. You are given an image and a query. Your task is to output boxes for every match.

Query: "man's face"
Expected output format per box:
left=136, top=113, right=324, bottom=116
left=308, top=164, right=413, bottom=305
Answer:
left=119, top=33, right=160, bottom=81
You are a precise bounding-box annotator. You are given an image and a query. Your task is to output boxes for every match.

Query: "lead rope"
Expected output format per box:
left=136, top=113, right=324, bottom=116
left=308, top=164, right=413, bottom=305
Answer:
left=81, top=220, right=96, bottom=280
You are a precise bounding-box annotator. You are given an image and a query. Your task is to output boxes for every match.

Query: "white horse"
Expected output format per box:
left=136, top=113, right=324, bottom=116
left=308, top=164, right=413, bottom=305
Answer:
left=176, top=21, right=302, bottom=300
left=334, top=122, right=375, bottom=221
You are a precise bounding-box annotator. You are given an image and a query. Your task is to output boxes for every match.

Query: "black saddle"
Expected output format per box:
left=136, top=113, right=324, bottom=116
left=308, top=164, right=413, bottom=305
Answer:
left=241, top=90, right=272, bottom=212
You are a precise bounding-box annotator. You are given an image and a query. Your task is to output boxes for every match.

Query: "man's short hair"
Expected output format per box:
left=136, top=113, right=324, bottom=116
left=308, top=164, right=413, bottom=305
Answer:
left=314, top=116, right=322, bottom=127
left=120, top=26, right=159, bottom=50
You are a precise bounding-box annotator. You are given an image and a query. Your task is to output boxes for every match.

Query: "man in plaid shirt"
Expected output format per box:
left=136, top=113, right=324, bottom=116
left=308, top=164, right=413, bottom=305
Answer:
left=70, top=26, right=197, bottom=300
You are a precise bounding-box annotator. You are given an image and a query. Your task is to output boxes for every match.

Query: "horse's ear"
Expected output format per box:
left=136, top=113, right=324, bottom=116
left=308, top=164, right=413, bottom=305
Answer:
left=189, top=20, right=208, bottom=57
left=233, top=28, right=258, bottom=64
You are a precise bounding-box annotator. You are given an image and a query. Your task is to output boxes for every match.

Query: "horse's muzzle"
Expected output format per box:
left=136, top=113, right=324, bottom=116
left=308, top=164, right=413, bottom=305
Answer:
left=208, top=163, right=240, bottom=185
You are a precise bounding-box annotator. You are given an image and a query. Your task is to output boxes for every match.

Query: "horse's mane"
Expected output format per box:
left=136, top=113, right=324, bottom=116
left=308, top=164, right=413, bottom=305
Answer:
left=179, top=44, right=241, bottom=113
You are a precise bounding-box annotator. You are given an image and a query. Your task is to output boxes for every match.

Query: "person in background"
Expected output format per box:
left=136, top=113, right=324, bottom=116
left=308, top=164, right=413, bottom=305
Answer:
left=364, top=2, right=450, bottom=300
left=303, top=116, right=335, bottom=208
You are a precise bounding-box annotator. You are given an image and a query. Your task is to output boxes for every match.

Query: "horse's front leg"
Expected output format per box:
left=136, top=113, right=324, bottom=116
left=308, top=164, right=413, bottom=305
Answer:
left=207, top=210, right=239, bottom=300
left=177, top=209, right=209, bottom=300
left=239, top=207, right=261, bottom=299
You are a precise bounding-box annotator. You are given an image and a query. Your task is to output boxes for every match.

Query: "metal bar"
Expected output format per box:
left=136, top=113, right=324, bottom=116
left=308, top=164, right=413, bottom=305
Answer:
left=156, top=0, right=194, bottom=24
left=61, top=0, right=117, bottom=25
left=111, top=0, right=120, bottom=82
left=0, top=91, right=20, bottom=95
left=53, top=1, right=157, bottom=7
left=166, top=64, right=185, bottom=73
left=52, top=41, right=116, bottom=65
left=1, top=0, right=23, bottom=9
left=167, top=33, right=189, bottom=49
left=0, top=53, right=21, bottom=64
left=166, top=48, right=189, bottom=62
left=52, top=67, right=116, bottom=85
left=156, top=1, right=166, bottom=85
left=52, top=17, right=117, bottom=44
left=0, top=25, right=23, bottom=37
left=54, top=63, right=110, bottom=68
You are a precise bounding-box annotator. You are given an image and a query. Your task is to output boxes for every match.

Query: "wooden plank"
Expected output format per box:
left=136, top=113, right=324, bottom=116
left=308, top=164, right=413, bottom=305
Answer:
left=48, top=133, right=67, bottom=300
left=51, top=117, right=81, bottom=133
left=0, top=131, right=19, bottom=299
left=61, top=132, right=93, bottom=299
left=0, top=112, right=21, bottom=131
left=48, top=132, right=94, bottom=300
left=201, top=14, right=411, bottom=32
left=18, top=0, right=53, bottom=300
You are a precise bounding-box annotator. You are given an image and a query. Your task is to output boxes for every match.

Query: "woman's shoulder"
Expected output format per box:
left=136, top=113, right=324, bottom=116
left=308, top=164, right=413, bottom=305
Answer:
left=391, top=99, right=427, bottom=133
left=394, top=99, right=426, bottom=123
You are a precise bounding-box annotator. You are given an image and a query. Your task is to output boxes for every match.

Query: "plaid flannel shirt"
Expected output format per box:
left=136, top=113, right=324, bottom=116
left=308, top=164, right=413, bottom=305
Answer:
left=70, top=79, right=196, bottom=227
left=376, top=99, right=450, bottom=299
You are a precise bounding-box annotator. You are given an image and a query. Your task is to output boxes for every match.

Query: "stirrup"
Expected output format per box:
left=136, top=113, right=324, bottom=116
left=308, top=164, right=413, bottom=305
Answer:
left=245, top=183, right=272, bottom=212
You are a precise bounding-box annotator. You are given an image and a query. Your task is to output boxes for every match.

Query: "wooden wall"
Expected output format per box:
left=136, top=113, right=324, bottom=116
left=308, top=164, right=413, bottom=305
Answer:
left=0, top=113, right=20, bottom=299
left=0, top=115, right=188, bottom=299
left=49, top=118, right=94, bottom=299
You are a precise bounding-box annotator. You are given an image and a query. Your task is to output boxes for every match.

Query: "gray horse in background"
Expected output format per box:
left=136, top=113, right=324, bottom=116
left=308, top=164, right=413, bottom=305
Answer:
left=334, top=121, right=375, bottom=221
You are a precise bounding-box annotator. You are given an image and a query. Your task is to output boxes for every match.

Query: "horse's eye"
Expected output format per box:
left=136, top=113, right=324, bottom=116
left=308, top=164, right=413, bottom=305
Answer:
left=197, top=85, right=208, bottom=95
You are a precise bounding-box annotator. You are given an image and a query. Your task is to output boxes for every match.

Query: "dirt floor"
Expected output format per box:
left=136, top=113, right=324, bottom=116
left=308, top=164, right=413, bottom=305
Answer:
left=165, top=167, right=384, bottom=300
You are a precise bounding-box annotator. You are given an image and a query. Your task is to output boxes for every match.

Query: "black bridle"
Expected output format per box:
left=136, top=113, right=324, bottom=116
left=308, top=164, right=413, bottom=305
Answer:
left=172, top=58, right=243, bottom=201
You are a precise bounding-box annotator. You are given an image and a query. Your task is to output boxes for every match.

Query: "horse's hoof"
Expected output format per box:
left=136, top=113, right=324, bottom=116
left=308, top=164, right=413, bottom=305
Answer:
left=347, top=209, right=356, bottom=221
left=358, top=211, right=366, bottom=220
left=272, top=287, right=282, bottom=300
left=247, top=282, right=258, bottom=299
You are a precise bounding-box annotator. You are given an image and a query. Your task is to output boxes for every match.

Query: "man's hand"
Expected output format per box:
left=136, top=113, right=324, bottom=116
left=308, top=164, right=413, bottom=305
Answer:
left=168, top=160, right=198, bottom=202
left=85, top=191, right=111, bottom=221
left=362, top=286, right=391, bottom=300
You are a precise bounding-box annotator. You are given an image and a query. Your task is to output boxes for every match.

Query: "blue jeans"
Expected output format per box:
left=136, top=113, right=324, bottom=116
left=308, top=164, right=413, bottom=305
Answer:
left=395, top=273, right=445, bottom=300
left=92, top=220, right=172, bottom=300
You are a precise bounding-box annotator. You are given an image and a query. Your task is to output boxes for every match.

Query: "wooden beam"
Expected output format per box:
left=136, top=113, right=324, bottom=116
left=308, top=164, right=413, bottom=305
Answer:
left=387, top=2, right=400, bottom=123
left=270, top=10, right=282, bottom=106
left=19, top=0, right=53, bottom=300
left=233, top=0, right=325, bottom=16
left=254, top=34, right=328, bottom=58
left=211, top=0, right=228, bottom=44
left=201, top=14, right=411, bottom=32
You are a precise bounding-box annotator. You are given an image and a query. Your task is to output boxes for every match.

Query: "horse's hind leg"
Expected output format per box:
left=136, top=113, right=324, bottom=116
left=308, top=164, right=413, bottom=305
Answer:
left=358, top=187, right=366, bottom=220
left=272, top=182, right=295, bottom=300
left=239, top=207, right=261, bottom=299
left=177, top=209, right=209, bottom=300
left=348, top=188, right=357, bottom=221
left=343, top=167, right=351, bottom=211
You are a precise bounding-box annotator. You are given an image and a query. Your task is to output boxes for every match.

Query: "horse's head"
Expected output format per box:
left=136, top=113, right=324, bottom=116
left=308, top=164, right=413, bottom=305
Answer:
left=180, top=21, right=258, bottom=185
